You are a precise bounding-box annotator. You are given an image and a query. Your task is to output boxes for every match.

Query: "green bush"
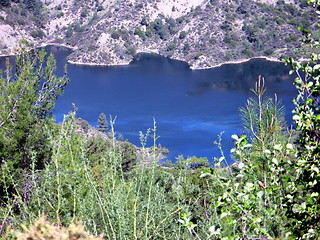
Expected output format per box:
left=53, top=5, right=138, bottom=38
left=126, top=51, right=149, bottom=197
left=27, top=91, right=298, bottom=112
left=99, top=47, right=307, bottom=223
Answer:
left=134, top=27, right=146, bottom=40
left=111, top=30, right=120, bottom=39
left=167, top=41, right=176, bottom=52
left=194, top=51, right=203, bottom=59
left=179, top=31, right=187, bottom=39
left=30, top=29, right=45, bottom=39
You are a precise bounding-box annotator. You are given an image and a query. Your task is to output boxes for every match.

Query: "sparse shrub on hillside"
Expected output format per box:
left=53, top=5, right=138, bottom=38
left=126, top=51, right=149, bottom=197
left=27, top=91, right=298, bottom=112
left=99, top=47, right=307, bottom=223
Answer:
left=223, top=32, right=238, bottom=47
left=167, top=41, right=176, bottom=52
left=16, top=18, right=26, bottom=25
left=111, top=30, right=120, bottom=39
left=243, top=23, right=259, bottom=43
left=208, top=36, right=216, bottom=45
left=30, top=29, right=45, bottom=39
left=73, top=22, right=85, bottom=32
left=141, top=15, right=148, bottom=26
left=135, top=3, right=143, bottom=11
left=97, top=5, right=103, bottom=12
left=274, top=16, right=284, bottom=25
left=0, top=0, right=10, bottom=7
left=179, top=31, right=187, bottom=39
left=263, top=48, right=274, bottom=55
left=183, top=42, right=190, bottom=55
left=80, top=9, right=88, bottom=18
left=242, top=47, right=254, bottom=57
left=134, top=27, right=146, bottom=40
left=148, top=18, right=169, bottom=40
left=194, top=51, right=203, bottom=59
left=119, top=29, right=130, bottom=41
left=65, top=27, right=73, bottom=38
left=220, top=20, right=233, bottom=32
left=176, top=16, right=185, bottom=24
left=166, top=17, right=177, bottom=35
left=145, top=28, right=152, bottom=38
left=283, top=4, right=300, bottom=16
left=285, top=34, right=298, bottom=43
left=125, top=44, right=136, bottom=56
left=56, top=11, right=64, bottom=18
left=24, top=0, right=42, bottom=12
left=256, top=18, right=267, bottom=29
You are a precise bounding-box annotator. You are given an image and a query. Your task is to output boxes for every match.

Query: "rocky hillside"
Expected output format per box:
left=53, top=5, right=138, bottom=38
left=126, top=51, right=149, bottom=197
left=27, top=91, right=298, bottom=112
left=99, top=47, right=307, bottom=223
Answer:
left=0, top=0, right=318, bottom=69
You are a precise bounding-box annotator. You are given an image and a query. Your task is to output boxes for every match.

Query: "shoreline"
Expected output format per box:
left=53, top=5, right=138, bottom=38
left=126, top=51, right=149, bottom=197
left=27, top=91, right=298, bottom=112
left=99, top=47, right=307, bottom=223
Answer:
left=190, top=56, right=283, bottom=70
left=67, top=54, right=285, bottom=70
left=0, top=43, right=294, bottom=70
left=66, top=53, right=285, bottom=70
left=0, top=42, right=77, bottom=58
left=67, top=59, right=132, bottom=67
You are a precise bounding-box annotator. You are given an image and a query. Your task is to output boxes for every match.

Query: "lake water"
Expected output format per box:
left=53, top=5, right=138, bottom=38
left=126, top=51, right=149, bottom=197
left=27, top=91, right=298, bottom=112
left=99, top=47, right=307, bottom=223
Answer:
left=1, top=46, right=298, bottom=164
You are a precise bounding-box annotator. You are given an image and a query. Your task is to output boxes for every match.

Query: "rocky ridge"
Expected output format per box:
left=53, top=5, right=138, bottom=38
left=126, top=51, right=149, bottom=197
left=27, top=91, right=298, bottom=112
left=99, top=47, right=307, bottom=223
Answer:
left=0, top=0, right=318, bottom=69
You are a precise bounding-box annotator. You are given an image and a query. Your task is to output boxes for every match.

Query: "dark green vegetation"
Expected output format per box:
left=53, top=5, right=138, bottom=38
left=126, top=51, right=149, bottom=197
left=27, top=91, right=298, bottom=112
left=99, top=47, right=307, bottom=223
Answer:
left=0, top=2, right=320, bottom=240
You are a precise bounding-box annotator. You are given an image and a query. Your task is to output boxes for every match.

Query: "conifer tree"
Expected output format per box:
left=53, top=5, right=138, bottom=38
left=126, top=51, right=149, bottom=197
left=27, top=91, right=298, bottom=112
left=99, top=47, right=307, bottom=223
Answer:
left=97, top=113, right=108, bottom=133
left=0, top=46, right=69, bottom=199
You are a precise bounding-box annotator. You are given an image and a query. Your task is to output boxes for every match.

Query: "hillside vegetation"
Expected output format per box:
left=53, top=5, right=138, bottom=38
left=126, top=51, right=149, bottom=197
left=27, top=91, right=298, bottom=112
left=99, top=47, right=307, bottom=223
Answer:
left=0, top=0, right=319, bottom=68
left=0, top=0, right=319, bottom=239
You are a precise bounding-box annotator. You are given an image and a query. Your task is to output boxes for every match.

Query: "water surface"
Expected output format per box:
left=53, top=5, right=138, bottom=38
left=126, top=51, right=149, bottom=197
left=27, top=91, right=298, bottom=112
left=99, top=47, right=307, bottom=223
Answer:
left=1, top=46, right=297, bottom=164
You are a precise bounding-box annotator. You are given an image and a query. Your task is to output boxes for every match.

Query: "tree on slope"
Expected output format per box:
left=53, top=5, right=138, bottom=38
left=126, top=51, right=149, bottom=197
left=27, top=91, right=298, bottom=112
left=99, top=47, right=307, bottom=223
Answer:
left=97, top=112, right=108, bottom=133
left=0, top=46, right=69, bottom=199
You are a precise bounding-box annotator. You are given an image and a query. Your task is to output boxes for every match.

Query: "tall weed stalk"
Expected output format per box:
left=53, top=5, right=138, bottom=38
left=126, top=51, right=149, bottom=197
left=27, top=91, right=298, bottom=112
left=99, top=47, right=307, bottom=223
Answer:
left=1, top=112, right=192, bottom=239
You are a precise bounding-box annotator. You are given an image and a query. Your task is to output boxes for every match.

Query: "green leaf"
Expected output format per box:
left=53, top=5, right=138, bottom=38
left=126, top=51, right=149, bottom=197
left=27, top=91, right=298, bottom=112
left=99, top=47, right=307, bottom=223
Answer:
left=273, top=144, right=282, bottom=151
left=209, top=226, right=221, bottom=235
left=292, top=115, right=300, bottom=121
left=220, top=212, right=230, bottom=219
left=253, top=217, right=262, bottom=223
left=306, top=98, right=313, bottom=104
left=238, top=162, right=245, bottom=169
left=257, top=190, right=264, bottom=198
left=264, top=149, right=271, bottom=154
left=286, top=143, right=294, bottom=150
left=313, top=64, right=320, bottom=70
left=243, top=143, right=253, bottom=148
left=311, top=165, right=319, bottom=174
left=272, top=158, right=279, bottom=166
left=200, top=172, right=211, bottom=178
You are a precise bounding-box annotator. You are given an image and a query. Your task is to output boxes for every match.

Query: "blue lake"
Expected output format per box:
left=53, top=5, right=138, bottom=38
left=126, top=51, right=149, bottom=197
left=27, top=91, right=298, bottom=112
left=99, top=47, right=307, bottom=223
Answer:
left=2, top=46, right=298, bottom=164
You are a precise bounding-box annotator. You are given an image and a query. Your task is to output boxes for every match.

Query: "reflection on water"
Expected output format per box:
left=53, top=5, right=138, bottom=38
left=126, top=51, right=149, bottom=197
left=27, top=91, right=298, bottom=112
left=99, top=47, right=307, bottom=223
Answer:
left=189, top=58, right=292, bottom=96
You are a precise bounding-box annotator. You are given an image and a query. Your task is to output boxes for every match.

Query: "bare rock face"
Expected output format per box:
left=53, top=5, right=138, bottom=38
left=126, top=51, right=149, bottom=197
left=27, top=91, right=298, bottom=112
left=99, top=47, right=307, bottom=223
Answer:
left=0, top=0, right=317, bottom=68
